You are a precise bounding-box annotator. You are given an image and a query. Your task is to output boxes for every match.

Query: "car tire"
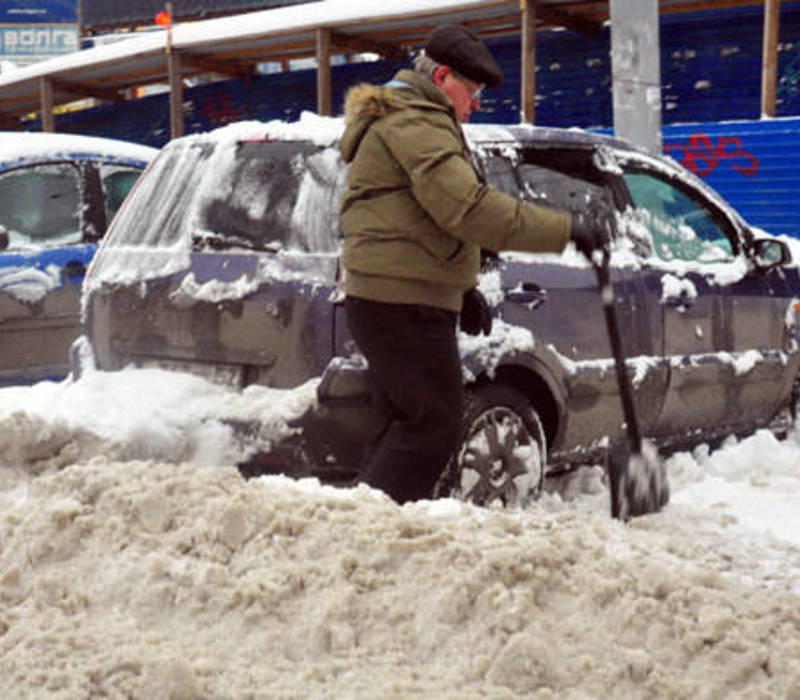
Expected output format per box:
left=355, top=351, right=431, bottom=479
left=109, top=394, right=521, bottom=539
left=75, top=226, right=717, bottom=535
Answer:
left=435, top=383, right=546, bottom=507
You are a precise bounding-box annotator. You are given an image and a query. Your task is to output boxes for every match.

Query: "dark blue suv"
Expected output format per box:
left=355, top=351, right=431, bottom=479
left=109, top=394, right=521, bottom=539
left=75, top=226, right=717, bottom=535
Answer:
left=80, top=119, right=800, bottom=505
left=0, top=132, right=156, bottom=385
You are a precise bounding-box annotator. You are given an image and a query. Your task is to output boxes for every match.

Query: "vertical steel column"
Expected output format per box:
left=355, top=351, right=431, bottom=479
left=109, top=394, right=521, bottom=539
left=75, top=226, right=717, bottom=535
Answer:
left=761, top=0, right=780, bottom=118
left=610, top=0, right=662, bottom=154
left=520, top=0, right=537, bottom=124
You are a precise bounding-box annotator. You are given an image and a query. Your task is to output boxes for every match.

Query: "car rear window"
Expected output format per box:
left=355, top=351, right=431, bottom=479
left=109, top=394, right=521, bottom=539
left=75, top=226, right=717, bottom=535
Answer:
left=105, top=139, right=345, bottom=254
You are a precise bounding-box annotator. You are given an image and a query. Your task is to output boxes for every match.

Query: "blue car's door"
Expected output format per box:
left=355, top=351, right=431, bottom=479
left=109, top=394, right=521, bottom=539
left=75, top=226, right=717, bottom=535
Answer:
left=0, top=161, right=89, bottom=384
left=0, top=158, right=143, bottom=384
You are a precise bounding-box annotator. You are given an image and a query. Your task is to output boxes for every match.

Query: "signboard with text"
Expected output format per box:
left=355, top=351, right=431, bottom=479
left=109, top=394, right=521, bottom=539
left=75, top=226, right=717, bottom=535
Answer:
left=1, top=1, right=77, bottom=65
left=0, top=25, right=78, bottom=61
left=1, top=1, right=77, bottom=24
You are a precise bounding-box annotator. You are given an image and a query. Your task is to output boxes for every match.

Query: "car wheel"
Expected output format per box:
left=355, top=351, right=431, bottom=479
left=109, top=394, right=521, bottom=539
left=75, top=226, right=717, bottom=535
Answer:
left=436, top=383, right=546, bottom=507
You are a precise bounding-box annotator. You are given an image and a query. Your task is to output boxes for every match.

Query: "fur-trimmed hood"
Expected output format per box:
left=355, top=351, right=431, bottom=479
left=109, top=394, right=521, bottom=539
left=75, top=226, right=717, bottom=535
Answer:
left=339, top=69, right=451, bottom=163
left=344, top=83, right=405, bottom=124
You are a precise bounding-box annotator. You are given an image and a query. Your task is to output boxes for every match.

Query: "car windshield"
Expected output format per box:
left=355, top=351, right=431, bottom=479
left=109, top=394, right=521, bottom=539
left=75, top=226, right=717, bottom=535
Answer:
left=0, top=163, right=81, bottom=249
left=622, top=172, right=734, bottom=263
left=105, top=138, right=345, bottom=254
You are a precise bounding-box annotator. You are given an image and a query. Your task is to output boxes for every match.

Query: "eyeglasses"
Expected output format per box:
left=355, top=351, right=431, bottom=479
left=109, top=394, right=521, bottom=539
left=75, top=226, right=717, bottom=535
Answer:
left=452, top=71, right=484, bottom=102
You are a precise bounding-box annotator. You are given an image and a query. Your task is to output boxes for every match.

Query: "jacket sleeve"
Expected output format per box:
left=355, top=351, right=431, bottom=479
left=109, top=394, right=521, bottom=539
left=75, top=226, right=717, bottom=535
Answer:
left=381, top=109, right=571, bottom=254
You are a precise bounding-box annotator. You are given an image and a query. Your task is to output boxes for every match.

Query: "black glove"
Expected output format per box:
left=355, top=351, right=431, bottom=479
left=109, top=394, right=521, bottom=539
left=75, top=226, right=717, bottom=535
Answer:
left=460, top=288, right=492, bottom=336
left=570, top=200, right=614, bottom=262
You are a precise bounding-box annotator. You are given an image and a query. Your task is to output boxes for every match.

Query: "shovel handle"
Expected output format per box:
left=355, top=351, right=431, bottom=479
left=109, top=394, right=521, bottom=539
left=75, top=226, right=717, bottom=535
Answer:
left=594, top=249, right=642, bottom=453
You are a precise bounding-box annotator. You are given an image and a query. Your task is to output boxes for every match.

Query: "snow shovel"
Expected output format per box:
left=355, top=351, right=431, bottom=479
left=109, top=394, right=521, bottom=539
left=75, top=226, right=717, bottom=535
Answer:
left=594, top=247, right=670, bottom=520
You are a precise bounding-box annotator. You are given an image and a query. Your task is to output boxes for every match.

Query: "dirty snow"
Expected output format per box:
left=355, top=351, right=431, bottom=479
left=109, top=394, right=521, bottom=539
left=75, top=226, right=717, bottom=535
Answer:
left=1, top=367, right=800, bottom=698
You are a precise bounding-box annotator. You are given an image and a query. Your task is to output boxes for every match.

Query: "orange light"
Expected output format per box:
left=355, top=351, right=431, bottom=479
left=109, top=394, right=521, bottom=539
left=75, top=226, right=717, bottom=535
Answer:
left=155, top=10, right=172, bottom=27
left=794, top=301, right=800, bottom=312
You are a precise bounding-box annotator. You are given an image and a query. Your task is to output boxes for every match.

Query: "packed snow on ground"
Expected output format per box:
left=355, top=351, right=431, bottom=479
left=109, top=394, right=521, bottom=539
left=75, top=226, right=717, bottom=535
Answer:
left=1, top=367, right=800, bottom=699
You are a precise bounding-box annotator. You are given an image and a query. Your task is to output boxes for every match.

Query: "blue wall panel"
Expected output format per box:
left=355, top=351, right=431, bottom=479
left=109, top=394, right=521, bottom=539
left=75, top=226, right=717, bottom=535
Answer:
left=663, top=118, right=800, bottom=237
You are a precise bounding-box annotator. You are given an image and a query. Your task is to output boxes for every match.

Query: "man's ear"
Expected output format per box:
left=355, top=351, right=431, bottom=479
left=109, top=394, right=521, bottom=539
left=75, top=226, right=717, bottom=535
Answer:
left=433, top=65, right=450, bottom=87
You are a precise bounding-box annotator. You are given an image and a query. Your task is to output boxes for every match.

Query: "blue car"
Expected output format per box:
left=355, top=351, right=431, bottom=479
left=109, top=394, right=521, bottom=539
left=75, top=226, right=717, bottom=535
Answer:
left=0, top=132, right=156, bottom=385
left=80, top=119, right=800, bottom=505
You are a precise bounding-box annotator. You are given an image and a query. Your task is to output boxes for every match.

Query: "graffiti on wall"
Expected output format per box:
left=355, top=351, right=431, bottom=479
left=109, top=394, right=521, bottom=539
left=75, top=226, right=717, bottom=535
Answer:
left=664, top=133, right=759, bottom=177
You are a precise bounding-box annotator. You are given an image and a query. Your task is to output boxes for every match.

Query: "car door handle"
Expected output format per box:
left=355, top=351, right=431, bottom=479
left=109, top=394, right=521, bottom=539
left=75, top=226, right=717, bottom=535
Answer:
left=664, top=293, right=694, bottom=308
left=505, top=282, right=547, bottom=306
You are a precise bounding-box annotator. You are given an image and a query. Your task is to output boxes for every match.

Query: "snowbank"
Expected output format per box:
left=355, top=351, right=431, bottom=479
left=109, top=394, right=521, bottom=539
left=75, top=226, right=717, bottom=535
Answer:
left=1, top=459, right=800, bottom=698
left=1, top=370, right=800, bottom=697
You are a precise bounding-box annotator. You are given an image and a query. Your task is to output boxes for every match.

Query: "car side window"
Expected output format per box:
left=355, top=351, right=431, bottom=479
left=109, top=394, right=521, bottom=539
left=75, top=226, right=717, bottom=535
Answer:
left=99, top=165, right=143, bottom=224
left=622, top=172, right=734, bottom=263
left=0, top=163, right=81, bottom=248
left=517, top=161, right=611, bottom=218
left=482, top=155, right=519, bottom=197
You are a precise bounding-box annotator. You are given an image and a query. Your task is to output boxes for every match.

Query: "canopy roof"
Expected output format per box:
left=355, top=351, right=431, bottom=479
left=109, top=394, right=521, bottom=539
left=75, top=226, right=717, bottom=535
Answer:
left=0, top=0, right=781, bottom=131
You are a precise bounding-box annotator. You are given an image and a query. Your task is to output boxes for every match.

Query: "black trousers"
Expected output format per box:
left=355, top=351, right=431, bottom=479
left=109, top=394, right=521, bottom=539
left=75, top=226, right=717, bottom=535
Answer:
left=345, top=296, right=464, bottom=504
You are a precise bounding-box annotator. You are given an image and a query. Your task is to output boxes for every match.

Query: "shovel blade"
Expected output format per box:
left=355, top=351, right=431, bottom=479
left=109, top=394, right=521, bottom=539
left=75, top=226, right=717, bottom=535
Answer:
left=607, top=439, right=669, bottom=520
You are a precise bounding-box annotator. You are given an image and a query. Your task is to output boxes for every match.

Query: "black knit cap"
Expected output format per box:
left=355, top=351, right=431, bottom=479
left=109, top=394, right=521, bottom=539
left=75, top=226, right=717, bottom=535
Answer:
left=424, top=24, right=503, bottom=88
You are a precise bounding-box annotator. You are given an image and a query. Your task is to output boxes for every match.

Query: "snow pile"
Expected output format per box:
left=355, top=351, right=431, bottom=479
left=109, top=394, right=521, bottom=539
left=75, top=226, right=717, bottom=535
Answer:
left=1, top=458, right=800, bottom=698
left=1, top=370, right=800, bottom=697
left=0, top=368, right=317, bottom=471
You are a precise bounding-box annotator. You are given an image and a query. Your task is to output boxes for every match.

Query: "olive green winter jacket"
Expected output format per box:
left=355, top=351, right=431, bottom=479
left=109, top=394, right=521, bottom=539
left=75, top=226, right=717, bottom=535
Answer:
left=339, top=69, right=571, bottom=312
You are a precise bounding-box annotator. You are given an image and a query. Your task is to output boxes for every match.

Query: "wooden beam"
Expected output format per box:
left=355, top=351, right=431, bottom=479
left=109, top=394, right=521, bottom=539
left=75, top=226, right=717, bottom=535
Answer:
left=521, top=0, right=537, bottom=124
left=180, top=52, right=255, bottom=80
left=329, top=30, right=408, bottom=61
left=536, top=6, right=604, bottom=35
left=168, top=51, right=184, bottom=139
left=0, top=112, right=19, bottom=129
left=316, top=27, right=332, bottom=117
left=206, top=39, right=315, bottom=64
left=39, top=77, right=55, bottom=133
left=761, top=0, right=780, bottom=117
left=659, top=0, right=765, bottom=13
left=51, top=78, right=125, bottom=104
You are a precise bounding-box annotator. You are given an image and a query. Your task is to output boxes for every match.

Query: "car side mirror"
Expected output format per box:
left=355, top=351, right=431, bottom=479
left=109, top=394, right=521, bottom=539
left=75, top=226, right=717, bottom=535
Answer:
left=0, top=226, right=8, bottom=251
left=752, top=238, right=790, bottom=271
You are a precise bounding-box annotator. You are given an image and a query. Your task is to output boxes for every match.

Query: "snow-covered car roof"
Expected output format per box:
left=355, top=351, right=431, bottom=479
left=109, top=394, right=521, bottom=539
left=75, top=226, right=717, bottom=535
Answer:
left=0, top=131, right=158, bottom=172
left=165, top=112, right=637, bottom=154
